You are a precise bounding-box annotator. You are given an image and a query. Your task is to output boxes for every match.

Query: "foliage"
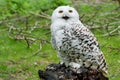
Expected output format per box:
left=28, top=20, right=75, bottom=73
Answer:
left=0, top=0, right=120, bottom=80
left=0, top=0, right=71, bottom=19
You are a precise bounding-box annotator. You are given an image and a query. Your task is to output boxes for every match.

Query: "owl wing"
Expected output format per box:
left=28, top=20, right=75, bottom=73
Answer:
left=51, top=35, right=57, bottom=50
left=69, top=23, right=108, bottom=74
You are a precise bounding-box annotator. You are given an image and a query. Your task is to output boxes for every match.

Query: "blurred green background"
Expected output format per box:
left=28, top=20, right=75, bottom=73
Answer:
left=0, top=0, right=120, bottom=80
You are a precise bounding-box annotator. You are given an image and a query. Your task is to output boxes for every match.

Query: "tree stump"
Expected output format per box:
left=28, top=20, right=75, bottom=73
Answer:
left=38, top=63, right=108, bottom=80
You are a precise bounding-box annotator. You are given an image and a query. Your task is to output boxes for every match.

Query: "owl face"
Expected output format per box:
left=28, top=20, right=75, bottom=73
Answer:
left=51, top=6, right=79, bottom=22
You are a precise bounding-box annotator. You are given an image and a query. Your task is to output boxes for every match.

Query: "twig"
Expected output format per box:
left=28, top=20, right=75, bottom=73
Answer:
left=86, top=12, right=97, bottom=22
left=41, top=12, right=51, bottom=18
left=29, top=21, right=39, bottom=33
left=109, top=21, right=120, bottom=25
left=0, top=15, right=29, bottom=24
left=24, top=36, right=31, bottom=48
left=107, top=46, right=120, bottom=54
left=8, top=24, right=15, bottom=34
left=14, top=35, right=36, bottom=41
left=30, top=12, right=51, bottom=20
left=86, top=25, right=103, bottom=30
left=33, top=41, right=42, bottom=56
left=80, top=14, right=86, bottom=21
left=0, top=28, right=8, bottom=33
left=103, top=26, right=120, bottom=36
left=104, top=23, right=109, bottom=33
left=25, top=16, right=29, bottom=30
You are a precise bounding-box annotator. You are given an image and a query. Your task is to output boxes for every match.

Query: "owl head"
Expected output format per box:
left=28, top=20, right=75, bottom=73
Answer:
left=51, top=6, right=79, bottom=23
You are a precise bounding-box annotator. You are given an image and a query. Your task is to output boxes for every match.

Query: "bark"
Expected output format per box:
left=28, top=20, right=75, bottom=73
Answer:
left=38, top=63, right=109, bottom=80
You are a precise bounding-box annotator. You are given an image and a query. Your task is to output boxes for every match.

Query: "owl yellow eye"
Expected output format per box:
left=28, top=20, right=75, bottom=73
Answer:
left=69, top=10, right=73, bottom=13
left=58, top=10, right=63, bottom=13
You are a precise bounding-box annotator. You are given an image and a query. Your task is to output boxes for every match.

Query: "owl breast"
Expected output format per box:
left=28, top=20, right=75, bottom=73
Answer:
left=55, top=24, right=91, bottom=54
left=54, top=24, right=76, bottom=51
left=51, top=22, right=108, bottom=75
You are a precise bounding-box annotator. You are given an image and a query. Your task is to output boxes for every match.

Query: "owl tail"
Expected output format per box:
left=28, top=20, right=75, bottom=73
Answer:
left=101, top=68, right=108, bottom=77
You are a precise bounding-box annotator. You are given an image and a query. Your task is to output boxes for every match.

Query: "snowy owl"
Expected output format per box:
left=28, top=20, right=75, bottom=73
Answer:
left=50, top=6, right=108, bottom=75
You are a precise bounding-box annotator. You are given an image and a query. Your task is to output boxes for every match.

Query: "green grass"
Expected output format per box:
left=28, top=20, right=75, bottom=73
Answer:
left=0, top=1, right=120, bottom=80
left=95, top=33, right=120, bottom=80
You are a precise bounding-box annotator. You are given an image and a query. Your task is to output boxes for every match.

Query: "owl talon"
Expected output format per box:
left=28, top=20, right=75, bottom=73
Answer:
left=60, top=62, right=64, bottom=65
left=69, top=62, right=81, bottom=69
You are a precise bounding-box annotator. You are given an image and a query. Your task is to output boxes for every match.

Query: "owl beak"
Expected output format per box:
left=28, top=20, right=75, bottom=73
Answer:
left=62, top=15, right=69, bottom=20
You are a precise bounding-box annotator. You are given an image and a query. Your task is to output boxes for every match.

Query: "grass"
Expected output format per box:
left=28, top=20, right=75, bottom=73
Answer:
left=0, top=1, right=120, bottom=80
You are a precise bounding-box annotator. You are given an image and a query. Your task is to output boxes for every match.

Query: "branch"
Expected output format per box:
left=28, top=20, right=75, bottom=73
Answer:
left=29, top=21, right=39, bottom=33
left=80, top=14, right=86, bottom=21
left=32, top=41, right=42, bottom=56
left=107, top=46, right=120, bottom=54
left=30, top=12, right=51, bottom=20
left=24, top=36, right=32, bottom=48
left=85, top=24, right=103, bottom=30
left=85, top=11, right=98, bottom=22
left=103, top=26, right=120, bottom=36
left=0, top=15, right=29, bottom=24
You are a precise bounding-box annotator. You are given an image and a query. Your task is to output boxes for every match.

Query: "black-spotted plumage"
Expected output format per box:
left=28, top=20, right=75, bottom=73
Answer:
left=50, top=6, right=108, bottom=75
